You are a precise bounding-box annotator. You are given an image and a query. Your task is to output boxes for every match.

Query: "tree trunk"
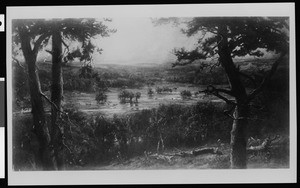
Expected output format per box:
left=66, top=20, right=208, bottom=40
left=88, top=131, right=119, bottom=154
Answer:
left=51, top=30, right=64, bottom=169
left=217, top=24, right=249, bottom=168
left=18, top=26, right=58, bottom=170
left=26, top=54, right=58, bottom=170
left=230, top=105, right=248, bottom=169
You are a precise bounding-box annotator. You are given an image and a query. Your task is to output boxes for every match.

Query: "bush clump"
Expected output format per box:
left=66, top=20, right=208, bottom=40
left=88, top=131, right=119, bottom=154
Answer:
left=118, top=90, right=135, bottom=103
left=180, top=90, right=192, bottom=99
left=118, top=90, right=141, bottom=103
left=147, top=88, right=154, bottom=96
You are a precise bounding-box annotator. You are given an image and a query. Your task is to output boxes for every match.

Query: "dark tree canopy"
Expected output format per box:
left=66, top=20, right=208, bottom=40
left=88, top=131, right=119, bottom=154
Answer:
left=12, top=18, right=115, bottom=64
left=173, top=17, right=288, bottom=66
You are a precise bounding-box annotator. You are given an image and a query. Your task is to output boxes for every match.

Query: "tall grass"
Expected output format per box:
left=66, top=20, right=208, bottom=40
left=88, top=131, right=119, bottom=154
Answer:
left=13, top=101, right=231, bottom=170
left=13, top=89, right=289, bottom=170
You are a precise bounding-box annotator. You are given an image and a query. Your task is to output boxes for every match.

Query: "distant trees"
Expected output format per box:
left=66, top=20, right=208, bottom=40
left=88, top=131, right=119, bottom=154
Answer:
left=118, top=90, right=142, bottom=103
left=157, top=17, right=289, bottom=168
left=155, top=86, right=172, bottom=94
left=162, top=86, right=173, bottom=93
left=118, top=90, right=134, bottom=103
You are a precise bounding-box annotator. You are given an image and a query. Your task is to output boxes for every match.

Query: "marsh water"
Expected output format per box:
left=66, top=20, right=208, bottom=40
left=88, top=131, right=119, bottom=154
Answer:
left=63, top=83, right=227, bottom=117
left=14, top=83, right=230, bottom=117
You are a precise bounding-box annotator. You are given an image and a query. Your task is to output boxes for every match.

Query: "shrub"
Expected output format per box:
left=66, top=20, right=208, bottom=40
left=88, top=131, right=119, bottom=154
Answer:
left=156, top=86, right=172, bottom=94
left=156, top=87, right=163, bottom=94
left=95, top=90, right=107, bottom=104
left=162, top=86, right=172, bottom=92
left=12, top=64, right=32, bottom=110
left=12, top=115, right=39, bottom=170
left=147, top=88, right=154, bottom=96
left=118, top=90, right=135, bottom=103
left=180, top=90, right=192, bottom=99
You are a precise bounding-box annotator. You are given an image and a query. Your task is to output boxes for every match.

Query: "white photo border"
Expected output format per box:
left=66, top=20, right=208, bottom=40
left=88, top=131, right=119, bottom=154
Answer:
left=6, top=3, right=296, bottom=185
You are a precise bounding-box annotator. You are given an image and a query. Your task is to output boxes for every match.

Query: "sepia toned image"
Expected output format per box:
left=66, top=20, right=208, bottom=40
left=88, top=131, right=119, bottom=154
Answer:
left=6, top=4, right=296, bottom=185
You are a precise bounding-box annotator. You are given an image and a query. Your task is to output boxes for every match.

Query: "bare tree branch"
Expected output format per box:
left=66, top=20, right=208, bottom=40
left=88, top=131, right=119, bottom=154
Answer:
left=213, top=92, right=236, bottom=105
left=216, top=88, right=234, bottom=96
left=61, top=38, right=70, bottom=55
left=32, top=33, right=51, bottom=55
left=40, top=92, right=77, bottom=138
left=40, top=92, right=78, bottom=155
left=205, top=85, right=234, bottom=96
left=223, top=105, right=236, bottom=120
left=45, top=50, right=53, bottom=55
left=12, top=57, right=26, bottom=69
left=40, top=92, right=62, bottom=113
left=199, top=85, right=236, bottom=105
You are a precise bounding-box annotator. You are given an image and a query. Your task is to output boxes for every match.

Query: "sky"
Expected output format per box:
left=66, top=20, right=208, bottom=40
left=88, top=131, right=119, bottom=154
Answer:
left=92, top=17, right=196, bottom=65
left=28, top=17, right=278, bottom=66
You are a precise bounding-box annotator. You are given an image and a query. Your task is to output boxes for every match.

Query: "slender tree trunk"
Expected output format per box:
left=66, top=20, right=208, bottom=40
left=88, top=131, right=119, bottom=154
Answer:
left=217, top=24, right=248, bottom=169
left=26, top=54, right=58, bottom=170
left=51, top=30, right=63, bottom=124
left=51, top=30, right=64, bottom=169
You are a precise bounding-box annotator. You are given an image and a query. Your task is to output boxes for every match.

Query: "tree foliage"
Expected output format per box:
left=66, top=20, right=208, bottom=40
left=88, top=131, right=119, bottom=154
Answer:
left=173, top=17, right=288, bottom=66
left=157, top=17, right=289, bottom=169
left=12, top=18, right=115, bottom=64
